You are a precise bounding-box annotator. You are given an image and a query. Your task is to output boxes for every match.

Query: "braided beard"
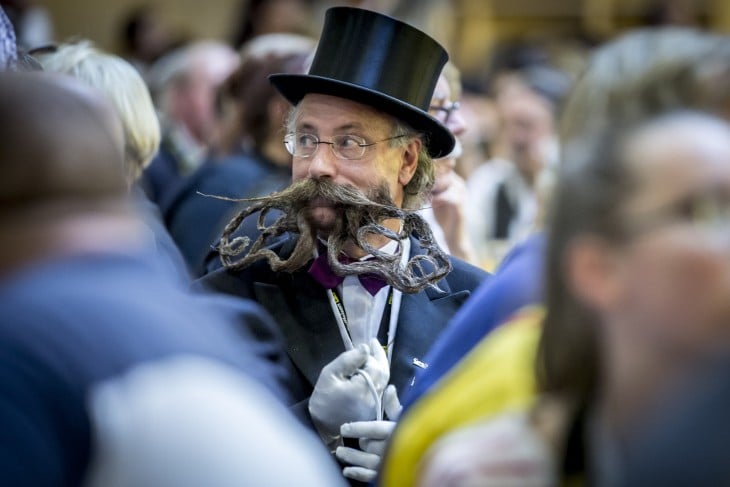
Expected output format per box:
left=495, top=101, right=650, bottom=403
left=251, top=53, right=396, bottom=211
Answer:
left=217, top=178, right=452, bottom=293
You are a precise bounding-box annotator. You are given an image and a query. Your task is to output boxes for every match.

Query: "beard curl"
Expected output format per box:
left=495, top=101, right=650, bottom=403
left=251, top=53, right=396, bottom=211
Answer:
left=216, top=178, right=452, bottom=294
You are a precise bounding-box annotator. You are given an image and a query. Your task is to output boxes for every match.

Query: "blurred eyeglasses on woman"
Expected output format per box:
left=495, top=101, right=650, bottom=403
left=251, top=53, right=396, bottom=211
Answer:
left=429, top=101, right=460, bottom=124
left=627, top=190, right=730, bottom=238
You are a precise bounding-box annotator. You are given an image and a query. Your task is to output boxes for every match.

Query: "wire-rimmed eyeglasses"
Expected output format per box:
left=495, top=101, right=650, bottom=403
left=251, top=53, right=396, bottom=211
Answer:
left=283, top=133, right=407, bottom=160
left=429, top=101, right=461, bottom=124
left=625, top=190, right=730, bottom=239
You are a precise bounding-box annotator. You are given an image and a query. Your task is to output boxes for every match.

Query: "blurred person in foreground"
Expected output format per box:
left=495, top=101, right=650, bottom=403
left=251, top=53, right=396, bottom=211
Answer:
left=196, top=7, right=487, bottom=484
left=34, top=40, right=190, bottom=283
left=0, top=71, right=345, bottom=487
left=141, top=41, right=239, bottom=206
left=380, top=27, right=730, bottom=487
left=621, top=352, right=730, bottom=486
left=420, top=109, right=730, bottom=486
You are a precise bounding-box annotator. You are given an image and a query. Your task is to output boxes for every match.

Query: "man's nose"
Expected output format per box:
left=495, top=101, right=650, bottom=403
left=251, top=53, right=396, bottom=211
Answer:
left=307, top=143, right=338, bottom=179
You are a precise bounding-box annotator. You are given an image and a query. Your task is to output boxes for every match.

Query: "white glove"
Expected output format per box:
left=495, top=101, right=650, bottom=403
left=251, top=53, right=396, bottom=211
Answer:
left=336, top=384, right=402, bottom=482
left=309, top=338, right=390, bottom=448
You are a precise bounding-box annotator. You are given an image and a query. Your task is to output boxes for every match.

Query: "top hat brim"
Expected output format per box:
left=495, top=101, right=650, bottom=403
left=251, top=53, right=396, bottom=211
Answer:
left=270, top=73, right=455, bottom=159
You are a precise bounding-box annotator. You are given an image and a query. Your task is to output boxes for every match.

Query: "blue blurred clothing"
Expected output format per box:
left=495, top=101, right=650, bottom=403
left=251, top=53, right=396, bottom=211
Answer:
left=163, top=149, right=290, bottom=275
left=139, top=143, right=183, bottom=206
left=0, top=250, right=297, bottom=486
left=132, top=184, right=191, bottom=285
left=139, top=129, right=206, bottom=207
left=622, top=355, right=730, bottom=487
left=402, top=233, right=546, bottom=410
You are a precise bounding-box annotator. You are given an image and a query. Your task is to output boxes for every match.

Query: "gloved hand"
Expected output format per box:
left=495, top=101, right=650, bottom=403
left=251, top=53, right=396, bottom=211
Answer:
left=336, top=384, right=402, bottom=482
left=309, top=338, right=390, bottom=449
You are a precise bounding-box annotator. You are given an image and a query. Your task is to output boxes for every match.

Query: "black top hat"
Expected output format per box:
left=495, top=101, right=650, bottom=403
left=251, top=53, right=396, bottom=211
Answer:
left=269, top=7, right=455, bottom=159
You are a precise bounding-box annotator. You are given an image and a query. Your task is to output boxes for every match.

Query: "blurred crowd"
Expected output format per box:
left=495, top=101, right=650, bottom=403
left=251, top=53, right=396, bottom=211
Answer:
left=2, top=0, right=730, bottom=486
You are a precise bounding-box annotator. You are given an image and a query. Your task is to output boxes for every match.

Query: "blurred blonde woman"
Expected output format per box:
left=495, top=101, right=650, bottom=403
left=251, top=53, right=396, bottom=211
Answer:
left=35, top=40, right=189, bottom=282
left=36, top=41, right=160, bottom=184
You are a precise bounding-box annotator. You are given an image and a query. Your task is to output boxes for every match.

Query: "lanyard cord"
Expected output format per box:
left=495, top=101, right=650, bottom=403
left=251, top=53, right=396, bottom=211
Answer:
left=354, top=369, right=383, bottom=421
left=326, top=286, right=397, bottom=421
left=327, top=287, right=353, bottom=349
left=319, top=238, right=408, bottom=363
left=320, top=239, right=408, bottom=421
left=327, top=286, right=394, bottom=355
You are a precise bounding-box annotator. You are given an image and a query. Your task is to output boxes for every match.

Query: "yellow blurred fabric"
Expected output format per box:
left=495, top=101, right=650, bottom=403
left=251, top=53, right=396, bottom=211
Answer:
left=379, top=305, right=545, bottom=487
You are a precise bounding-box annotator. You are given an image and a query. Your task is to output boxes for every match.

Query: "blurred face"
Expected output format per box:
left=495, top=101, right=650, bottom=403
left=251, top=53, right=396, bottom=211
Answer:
left=177, top=51, right=238, bottom=144
left=430, top=76, right=466, bottom=138
left=496, top=86, right=555, bottom=180
left=290, top=94, right=420, bottom=232
left=429, top=75, right=464, bottom=195
left=607, top=117, right=730, bottom=357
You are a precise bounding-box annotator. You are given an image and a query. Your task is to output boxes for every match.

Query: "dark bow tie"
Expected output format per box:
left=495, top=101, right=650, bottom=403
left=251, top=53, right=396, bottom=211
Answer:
left=307, top=250, right=388, bottom=296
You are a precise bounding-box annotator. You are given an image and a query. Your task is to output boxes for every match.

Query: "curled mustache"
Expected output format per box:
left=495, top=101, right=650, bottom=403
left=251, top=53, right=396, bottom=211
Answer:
left=216, top=178, right=452, bottom=294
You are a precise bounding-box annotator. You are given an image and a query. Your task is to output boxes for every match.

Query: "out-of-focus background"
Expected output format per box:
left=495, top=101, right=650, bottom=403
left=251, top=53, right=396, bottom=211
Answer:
left=11, top=0, right=728, bottom=270
left=20, top=0, right=730, bottom=82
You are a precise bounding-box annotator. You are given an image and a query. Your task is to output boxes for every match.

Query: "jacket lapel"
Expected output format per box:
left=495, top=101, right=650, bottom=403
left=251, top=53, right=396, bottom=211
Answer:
left=389, top=238, right=472, bottom=393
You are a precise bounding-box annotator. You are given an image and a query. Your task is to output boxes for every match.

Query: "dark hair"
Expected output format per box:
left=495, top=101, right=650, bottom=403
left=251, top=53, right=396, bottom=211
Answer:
left=484, top=40, right=551, bottom=87
left=122, top=6, right=151, bottom=55
left=537, top=130, right=637, bottom=403
left=219, top=49, right=310, bottom=152
left=231, top=0, right=315, bottom=48
left=518, top=64, right=572, bottom=112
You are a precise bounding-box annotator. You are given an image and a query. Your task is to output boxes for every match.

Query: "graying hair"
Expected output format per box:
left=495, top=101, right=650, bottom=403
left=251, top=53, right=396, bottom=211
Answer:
left=36, top=40, right=160, bottom=182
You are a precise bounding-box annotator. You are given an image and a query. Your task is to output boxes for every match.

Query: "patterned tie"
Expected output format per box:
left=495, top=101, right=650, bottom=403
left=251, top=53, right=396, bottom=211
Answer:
left=307, top=249, right=388, bottom=296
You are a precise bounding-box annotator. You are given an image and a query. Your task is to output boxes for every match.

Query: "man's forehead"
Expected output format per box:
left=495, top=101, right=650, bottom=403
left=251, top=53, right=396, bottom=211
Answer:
left=295, top=93, right=392, bottom=132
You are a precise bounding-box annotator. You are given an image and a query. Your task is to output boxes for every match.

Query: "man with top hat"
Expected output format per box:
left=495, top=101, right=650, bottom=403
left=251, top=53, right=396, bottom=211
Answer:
left=196, top=6, right=488, bottom=483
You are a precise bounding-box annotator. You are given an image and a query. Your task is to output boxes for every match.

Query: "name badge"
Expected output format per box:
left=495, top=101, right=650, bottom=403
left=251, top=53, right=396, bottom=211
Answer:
left=412, top=357, right=428, bottom=369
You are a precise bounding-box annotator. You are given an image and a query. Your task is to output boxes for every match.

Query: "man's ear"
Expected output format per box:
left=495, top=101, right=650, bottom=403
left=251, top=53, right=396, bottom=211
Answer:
left=397, top=138, right=421, bottom=187
left=565, top=236, right=623, bottom=312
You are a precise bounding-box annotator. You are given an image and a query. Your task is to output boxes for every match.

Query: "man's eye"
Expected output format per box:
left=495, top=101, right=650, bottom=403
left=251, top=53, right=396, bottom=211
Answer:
left=338, top=135, right=362, bottom=149
left=297, top=134, right=317, bottom=148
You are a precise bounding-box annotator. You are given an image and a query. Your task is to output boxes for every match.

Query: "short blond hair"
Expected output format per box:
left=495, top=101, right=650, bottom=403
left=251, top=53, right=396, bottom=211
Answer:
left=37, top=41, right=160, bottom=182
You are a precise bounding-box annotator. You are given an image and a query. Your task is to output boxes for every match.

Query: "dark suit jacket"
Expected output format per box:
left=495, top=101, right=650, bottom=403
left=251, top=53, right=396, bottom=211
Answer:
left=196, top=234, right=488, bottom=420
left=139, top=143, right=183, bottom=206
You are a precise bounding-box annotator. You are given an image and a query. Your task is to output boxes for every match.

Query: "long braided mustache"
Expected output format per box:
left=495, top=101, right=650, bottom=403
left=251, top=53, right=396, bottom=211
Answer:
left=217, top=178, right=452, bottom=293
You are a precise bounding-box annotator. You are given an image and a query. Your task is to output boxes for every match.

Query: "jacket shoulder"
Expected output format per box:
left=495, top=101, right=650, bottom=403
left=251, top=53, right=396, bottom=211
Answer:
left=445, top=256, right=490, bottom=292
left=194, top=236, right=295, bottom=297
